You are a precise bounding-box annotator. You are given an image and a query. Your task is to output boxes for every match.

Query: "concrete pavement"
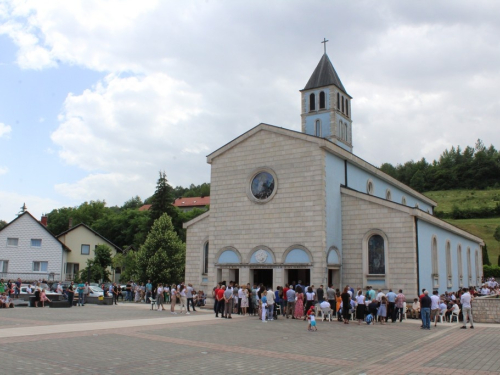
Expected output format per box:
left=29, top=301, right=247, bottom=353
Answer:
left=1, top=304, right=499, bottom=374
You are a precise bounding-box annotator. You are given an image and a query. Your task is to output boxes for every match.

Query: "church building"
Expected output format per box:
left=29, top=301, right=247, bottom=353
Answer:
left=184, top=51, right=484, bottom=298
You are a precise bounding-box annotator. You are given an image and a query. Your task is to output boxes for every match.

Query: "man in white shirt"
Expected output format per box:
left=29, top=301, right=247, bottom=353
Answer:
left=376, top=289, right=385, bottom=302
left=238, top=287, right=245, bottom=315
left=460, top=288, right=474, bottom=329
left=319, top=300, right=331, bottom=319
left=430, top=290, right=440, bottom=327
left=266, top=287, right=275, bottom=321
left=56, top=282, right=63, bottom=294
left=480, top=285, right=490, bottom=296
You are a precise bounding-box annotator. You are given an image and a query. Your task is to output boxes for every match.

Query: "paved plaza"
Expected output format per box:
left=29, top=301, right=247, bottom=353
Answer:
left=1, top=303, right=499, bottom=375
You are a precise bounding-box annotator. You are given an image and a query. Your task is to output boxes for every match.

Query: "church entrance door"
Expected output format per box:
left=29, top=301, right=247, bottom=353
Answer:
left=328, top=269, right=340, bottom=288
left=252, top=269, right=273, bottom=287
left=286, top=269, right=310, bottom=287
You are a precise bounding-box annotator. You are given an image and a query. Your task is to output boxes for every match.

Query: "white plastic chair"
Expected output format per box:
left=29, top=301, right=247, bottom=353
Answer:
left=401, top=302, right=407, bottom=321
left=451, top=309, right=460, bottom=323
left=437, top=311, right=446, bottom=323
left=321, top=307, right=332, bottom=321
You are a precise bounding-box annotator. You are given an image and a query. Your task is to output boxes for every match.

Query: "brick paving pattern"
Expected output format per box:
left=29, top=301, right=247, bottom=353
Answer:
left=0, top=304, right=499, bottom=375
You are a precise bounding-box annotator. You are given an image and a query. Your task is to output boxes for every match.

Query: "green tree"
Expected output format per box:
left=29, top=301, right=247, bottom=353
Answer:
left=494, top=226, right=500, bottom=243
left=92, top=209, right=150, bottom=249
left=0, top=220, right=7, bottom=230
left=149, top=172, right=176, bottom=223
left=498, top=255, right=500, bottom=267
left=79, top=245, right=113, bottom=283
left=47, top=200, right=108, bottom=235
left=482, top=244, right=491, bottom=266
left=137, top=213, right=185, bottom=286
left=113, top=251, right=139, bottom=283
left=121, top=196, right=143, bottom=210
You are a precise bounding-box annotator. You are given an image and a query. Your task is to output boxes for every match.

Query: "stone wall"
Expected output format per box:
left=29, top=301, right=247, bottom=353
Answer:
left=472, top=297, right=500, bottom=323
left=341, top=190, right=418, bottom=296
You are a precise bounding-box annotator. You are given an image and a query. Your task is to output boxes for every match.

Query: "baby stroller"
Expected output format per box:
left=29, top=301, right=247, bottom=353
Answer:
left=273, top=302, right=280, bottom=320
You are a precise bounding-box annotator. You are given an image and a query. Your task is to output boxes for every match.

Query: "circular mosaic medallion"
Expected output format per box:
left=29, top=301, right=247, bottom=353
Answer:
left=255, top=249, right=268, bottom=263
left=251, top=172, right=275, bottom=200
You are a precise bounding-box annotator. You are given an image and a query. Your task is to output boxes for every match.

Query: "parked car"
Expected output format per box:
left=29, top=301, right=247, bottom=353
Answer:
left=50, top=282, right=72, bottom=293
left=20, top=285, right=61, bottom=295
left=88, top=285, right=105, bottom=297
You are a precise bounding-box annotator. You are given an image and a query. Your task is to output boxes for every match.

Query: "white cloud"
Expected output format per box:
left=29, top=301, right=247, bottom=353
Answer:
left=2, top=0, right=500, bottom=212
left=0, top=190, right=60, bottom=223
left=0, top=166, right=8, bottom=175
left=50, top=72, right=212, bottom=203
left=0, top=122, right=12, bottom=138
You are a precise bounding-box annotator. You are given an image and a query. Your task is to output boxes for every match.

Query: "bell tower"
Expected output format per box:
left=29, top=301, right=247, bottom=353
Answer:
left=300, top=40, right=353, bottom=152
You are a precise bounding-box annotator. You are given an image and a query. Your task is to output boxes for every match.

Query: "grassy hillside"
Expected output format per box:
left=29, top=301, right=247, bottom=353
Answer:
left=423, top=190, right=500, bottom=264
left=446, top=218, right=500, bottom=264
left=424, top=189, right=500, bottom=214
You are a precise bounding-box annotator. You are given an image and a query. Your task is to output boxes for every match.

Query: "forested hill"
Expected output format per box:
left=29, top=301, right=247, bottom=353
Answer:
left=380, top=139, right=500, bottom=193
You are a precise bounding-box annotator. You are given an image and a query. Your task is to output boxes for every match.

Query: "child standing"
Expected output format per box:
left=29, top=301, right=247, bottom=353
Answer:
left=309, top=312, right=317, bottom=331
left=307, top=305, right=316, bottom=331
left=261, top=294, right=268, bottom=323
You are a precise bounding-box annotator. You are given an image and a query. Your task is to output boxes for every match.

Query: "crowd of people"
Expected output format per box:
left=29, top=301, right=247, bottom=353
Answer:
left=208, top=277, right=499, bottom=330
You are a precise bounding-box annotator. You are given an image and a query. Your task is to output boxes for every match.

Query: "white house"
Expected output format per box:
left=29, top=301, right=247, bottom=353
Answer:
left=0, top=212, right=70, bottom=282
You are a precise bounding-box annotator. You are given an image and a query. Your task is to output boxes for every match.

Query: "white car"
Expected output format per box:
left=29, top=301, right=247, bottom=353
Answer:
left=20, top=286, right=61, bottom=295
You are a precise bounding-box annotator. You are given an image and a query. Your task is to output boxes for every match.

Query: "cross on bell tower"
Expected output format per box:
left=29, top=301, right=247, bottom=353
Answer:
left=300, top=40, right=353, bottom=152
left=321, top=38, right=329, bottom=54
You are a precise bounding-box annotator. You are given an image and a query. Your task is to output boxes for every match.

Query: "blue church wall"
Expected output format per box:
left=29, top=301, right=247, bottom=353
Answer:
left=305, top=112, right=331, bottom=138
left=325, top=153, right=345, bottom=258
left=346, top=162, right=433, bottom=212
left=417, top=219, right=481, bottom=294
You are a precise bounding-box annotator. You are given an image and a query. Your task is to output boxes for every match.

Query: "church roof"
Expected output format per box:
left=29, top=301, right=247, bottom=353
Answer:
left=206, top=123, right=436, bottom=207
left=303, top=54, right=349, bottom=95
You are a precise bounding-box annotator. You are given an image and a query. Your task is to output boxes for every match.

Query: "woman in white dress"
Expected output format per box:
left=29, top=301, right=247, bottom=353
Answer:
left=170, top=284, right=178, bottom=314
left=240, top=286, right=249, bottom=315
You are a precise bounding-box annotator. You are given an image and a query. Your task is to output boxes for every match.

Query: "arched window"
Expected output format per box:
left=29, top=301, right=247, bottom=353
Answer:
left=344, top=123, right=348, bottom=141
left=341, top=96, right=345, bottom=113
left=368, top=235, right=385, bottom=274
left=339, top=120, right=343, bottom=139
left=386, top=189, right=392, bottom=201
left=309, top=93, right=316, bottom=111
left=467, top=247, right=472, bottom=284
left=432, top=236, right=439, bottom=287
left=202, top=241, right=209, bottom=274
left=446, top=241, right=452, bottom=288
left=475, top=250, right=480, bottom=285
left=337, top=92, right=340, bottom=109
left=457, top=245, right=463, bottom=287
left=401, top=196, right=407, bottom=205
left=346, top=100, right=349, bottom=117
left=319, top=91, right=326, bottom=109
left=315, top=119, right=321, bottom=137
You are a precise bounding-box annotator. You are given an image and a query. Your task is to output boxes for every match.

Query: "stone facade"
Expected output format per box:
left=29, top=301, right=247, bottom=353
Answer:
left=472, top=297, right=500, bottom=323
left=184, top=212, right=209, bottom=288
left=341, top=190, right=418, bottom=295
left=207, top=128, right=326, bottom=289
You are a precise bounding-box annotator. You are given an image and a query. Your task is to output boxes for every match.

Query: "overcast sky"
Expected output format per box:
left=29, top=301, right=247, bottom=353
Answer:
left=1, top=1, right=499, bottom=222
